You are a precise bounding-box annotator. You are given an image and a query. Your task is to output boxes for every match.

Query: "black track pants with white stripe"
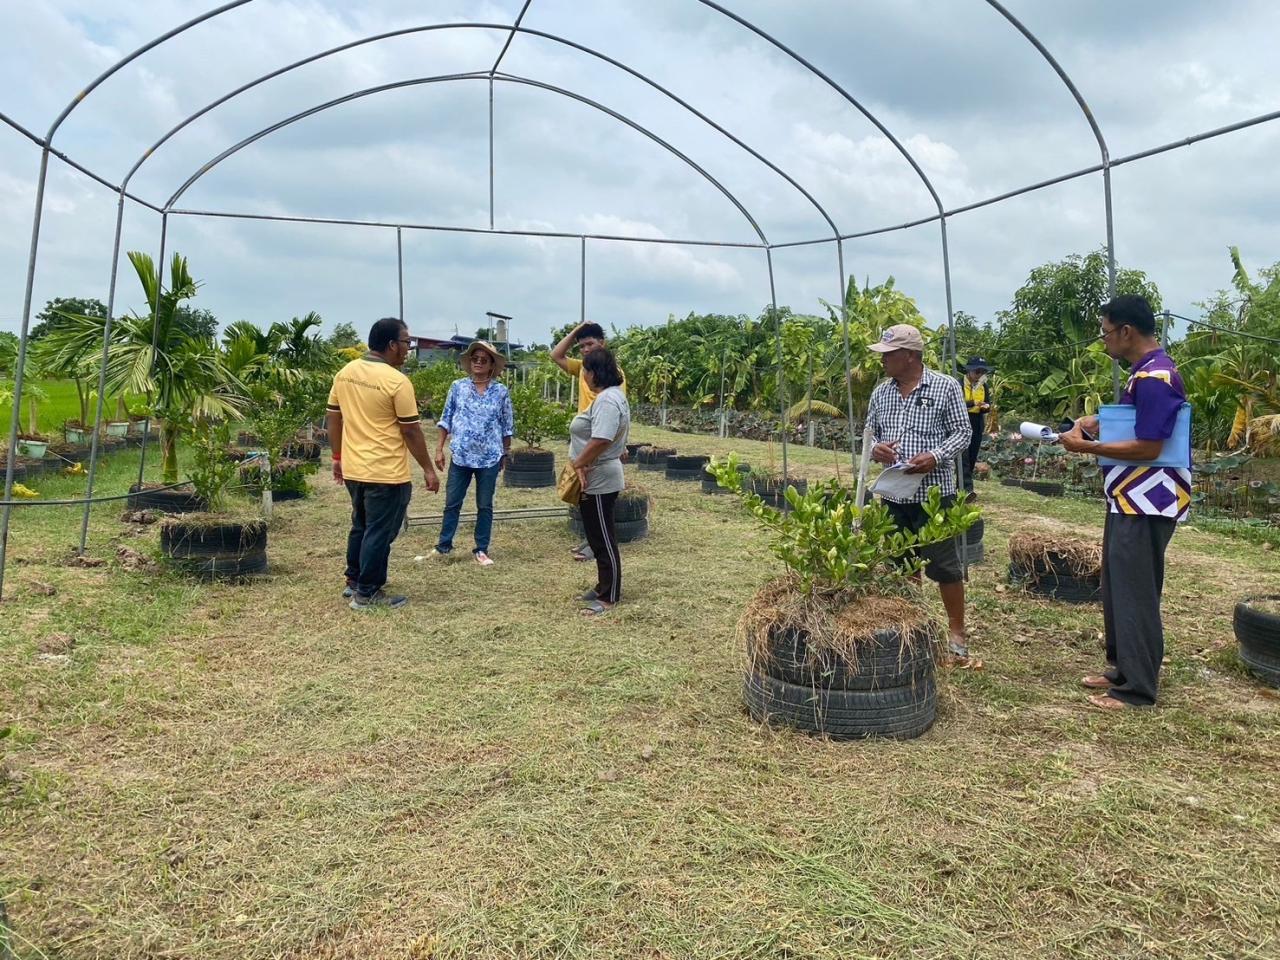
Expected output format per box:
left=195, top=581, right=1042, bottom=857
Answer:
left=580, top=491, right=622, bottom=604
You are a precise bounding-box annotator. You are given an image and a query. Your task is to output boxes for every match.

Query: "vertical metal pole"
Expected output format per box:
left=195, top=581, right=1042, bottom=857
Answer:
left=488, top=78, right=495, bottom=231
left=396, top=226, right=404, bottom=323
left=718, top=348, right=727, bottom=439
left=1103, top=164, right=1121, bottom=402
left=766, top=247, right=788, bottom=503
left=136, top=214, right=169, bottom=491
left=579, top=236, right=586, bottom=325
left=78, top=191, right=128, bottom=552
left=0, top=147, right=52, bottom=601
left=836, top=239, right=857, bottom=478
left=940, top=216, right=969, bottom=577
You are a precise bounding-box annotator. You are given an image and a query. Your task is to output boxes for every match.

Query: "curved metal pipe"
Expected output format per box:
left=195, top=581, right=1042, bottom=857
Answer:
left=163, top=71, right=770, bottom=245
left=43, top=0, right=253, bottom=142
left=695, top=0, right=945, bottom=215
left=982, top=0, right=1120, bottom=395
left=121, top=23, right=839, bottom=238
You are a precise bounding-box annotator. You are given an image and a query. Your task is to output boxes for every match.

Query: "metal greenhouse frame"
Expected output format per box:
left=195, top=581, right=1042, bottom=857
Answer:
left=2, top=0, right=1278, bottom=598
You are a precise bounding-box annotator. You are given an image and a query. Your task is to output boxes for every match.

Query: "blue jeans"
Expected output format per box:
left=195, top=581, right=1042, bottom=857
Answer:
left=344, top=480, right=412, bottom=598
left=436, top=461, right=501, bottom=554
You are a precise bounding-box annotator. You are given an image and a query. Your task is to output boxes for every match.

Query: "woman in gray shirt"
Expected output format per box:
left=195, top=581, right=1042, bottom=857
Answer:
left=568, top=348, right=630, bottom=615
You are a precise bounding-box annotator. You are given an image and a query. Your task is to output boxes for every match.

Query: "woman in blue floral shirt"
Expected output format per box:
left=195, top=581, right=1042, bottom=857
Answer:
left=430, top=341, right=514, bottom=566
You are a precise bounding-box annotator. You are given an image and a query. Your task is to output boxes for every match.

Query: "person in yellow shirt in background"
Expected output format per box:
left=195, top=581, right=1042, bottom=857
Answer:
left=327, top=317, right=440, bottom=610
left=551, top=321, right=627, bottom=562
left=960, top=356, right=992, bottom=500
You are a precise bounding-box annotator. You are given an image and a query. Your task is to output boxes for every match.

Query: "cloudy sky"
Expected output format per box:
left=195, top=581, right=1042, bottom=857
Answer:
left=2, top=0, right=1278, bottom=347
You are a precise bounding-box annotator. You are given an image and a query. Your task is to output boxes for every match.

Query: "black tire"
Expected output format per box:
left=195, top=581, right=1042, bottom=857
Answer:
left=1021, top=480, right=1065, bottom=497
left=569, top=497, right=649, bottom=524
left=1234, top=596, right=1280, bottom=687
left=666, top=468, right=706, bottom=481
left=284, top=441, right=321, bottom=461
left=568, top=516, right=648, bottom=542
left=751, top=479, right=808, bottom=507
left=503, top=469, right=556, bottom=488
left=637, top=448, right=675, bottom=471
left=625, top=443, right=648, bottom=459
left=755, top=624, right=935, bottom=690
left=128, top=484, right=208, bottom=514
left=1000, top=477, right=1022, bottom=487
left=666, top=454, right=709, bottom=471
left=508, top=448, right=554, bottom=470
left=1010, top=562, right=1101, bottom=603
left=743, top=671, right=936, bottom=740
left=168, top=547, right=269, bottom=581
left=161, top=520, right=268, bottom=557
left=959, top=518, right=984, bottom=564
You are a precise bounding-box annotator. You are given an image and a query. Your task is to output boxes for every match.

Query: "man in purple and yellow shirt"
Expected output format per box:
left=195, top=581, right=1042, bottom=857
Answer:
left=1061, top=295, right=1189, bottom=710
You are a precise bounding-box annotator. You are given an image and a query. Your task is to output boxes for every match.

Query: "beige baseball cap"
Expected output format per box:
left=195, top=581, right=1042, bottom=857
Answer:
left=868, top=323, right=925, bottom=353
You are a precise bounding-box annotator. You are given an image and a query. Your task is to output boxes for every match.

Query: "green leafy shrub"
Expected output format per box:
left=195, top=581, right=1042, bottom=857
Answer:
left=408, top=361, right=463, bottom=420
left=190, top=419, right=238, bottom=511
left=510, top=384, right=572, bottom=449
left=709, top=455, right=978, bottom=596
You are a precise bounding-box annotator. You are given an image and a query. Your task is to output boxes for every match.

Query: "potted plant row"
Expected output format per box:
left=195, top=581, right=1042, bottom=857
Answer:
left=710, top=456, right=979, bottom=740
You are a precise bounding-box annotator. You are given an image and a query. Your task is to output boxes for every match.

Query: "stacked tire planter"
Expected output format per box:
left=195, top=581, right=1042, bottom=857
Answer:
left=665, top=453, right=709, bottom=482
left=239, top=458, right=309, bottom=502
left=283, top=439, right=322, bottom=462
left=998, top=477, right=1065, bottom=497
left=127, top=484, right=208, bottom=514
left=748, top=476, right=808, bottom=508
left=1020, top=479, right=1065, bottom=497
left=1008, top=539, right=1101, bottom=603
left=702, top=461, right=751, bottom=494
left=503, top=447, right=555, bottom=488
left=160, top=516, right=268, bottom=580
left=636, top=446, right=675, bottom=472
left=1233, top=596, right=1280, bottom=687
left=743, top=623, right=938, bottom=740
left=568, top=488, right=651, bottom=542
left=624, top=442, right=648, bottom=460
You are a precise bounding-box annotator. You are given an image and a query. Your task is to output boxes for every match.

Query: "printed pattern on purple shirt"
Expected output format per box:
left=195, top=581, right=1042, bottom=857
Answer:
left=1103, top=349, right=1191, bottom=522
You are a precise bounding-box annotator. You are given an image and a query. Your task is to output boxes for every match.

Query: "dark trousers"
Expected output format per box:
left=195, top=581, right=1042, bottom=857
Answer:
left=963, top=413, right=984, bottom=491
left=580, top=491, right=622, bottom=604
left=344, top=480, right=412, bottom=598
left=1101, top=511, right=1177, bottom=706
left=436, top=461, right=501, bottom=554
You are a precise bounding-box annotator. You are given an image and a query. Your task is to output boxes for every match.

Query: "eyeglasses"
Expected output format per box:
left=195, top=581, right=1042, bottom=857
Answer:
left=397, top=338, right=413, bottom=347
left=1098, top=324, right=1126, bottom=341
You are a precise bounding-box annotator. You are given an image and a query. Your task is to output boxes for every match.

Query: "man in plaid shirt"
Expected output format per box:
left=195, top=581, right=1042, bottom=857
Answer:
left=867, top=324, right=976, bottom=665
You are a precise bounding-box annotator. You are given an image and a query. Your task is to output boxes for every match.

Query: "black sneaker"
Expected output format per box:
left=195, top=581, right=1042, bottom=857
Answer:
left=342, top=582, right=356, bottom=598
left=349, top=589, right=408, bottom=610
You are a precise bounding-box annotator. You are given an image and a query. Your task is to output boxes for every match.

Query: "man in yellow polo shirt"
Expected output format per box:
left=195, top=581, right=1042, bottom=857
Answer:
left=551, top=321, right=627, bottom=560
left=327, top=317, right=439, bottom=609
left=551, top=321, right=627, bottom=412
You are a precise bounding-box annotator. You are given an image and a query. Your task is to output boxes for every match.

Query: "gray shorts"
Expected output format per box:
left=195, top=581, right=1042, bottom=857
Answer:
left=883, top=495, right=964, bottom=584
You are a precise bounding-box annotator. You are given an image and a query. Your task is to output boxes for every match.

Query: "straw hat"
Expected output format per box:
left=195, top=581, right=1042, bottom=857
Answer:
left=460, top=339, right=507, bottom=376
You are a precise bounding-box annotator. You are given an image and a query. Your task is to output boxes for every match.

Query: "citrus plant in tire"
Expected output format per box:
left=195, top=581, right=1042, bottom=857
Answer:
left=159, top=418, right=268, bottom=580
left=505, top=385, right=571, bottom=488
left=709, top=455, right=978, bottom=740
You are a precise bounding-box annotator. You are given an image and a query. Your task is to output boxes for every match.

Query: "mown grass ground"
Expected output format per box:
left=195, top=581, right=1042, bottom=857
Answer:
left=2, top=425, right=1279, bottom=960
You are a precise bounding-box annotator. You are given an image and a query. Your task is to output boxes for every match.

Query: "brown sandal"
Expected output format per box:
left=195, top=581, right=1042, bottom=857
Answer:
left=1088, top=693, right=1130, bottom=711
left=1081, top=675, right=1113, bottom=690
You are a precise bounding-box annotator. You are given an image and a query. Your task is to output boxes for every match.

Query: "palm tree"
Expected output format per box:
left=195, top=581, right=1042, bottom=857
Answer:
left=40, top=252, right=242, bottom=483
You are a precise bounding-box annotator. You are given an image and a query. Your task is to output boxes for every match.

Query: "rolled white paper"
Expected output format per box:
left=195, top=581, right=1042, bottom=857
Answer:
left=1019, top=421, right=1059, bottom=442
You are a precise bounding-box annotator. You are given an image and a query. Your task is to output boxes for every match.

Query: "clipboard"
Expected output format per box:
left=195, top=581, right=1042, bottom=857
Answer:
left=871, top=463, right=928, bottom=500
left=1098, top=403, right=1191, bottom=468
